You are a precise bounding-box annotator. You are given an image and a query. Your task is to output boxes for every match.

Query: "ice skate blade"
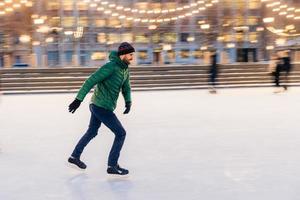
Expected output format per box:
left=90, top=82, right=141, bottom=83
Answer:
left=107, top=174, right=129, bottom=179
left=66, top=162, right=86, bottom=172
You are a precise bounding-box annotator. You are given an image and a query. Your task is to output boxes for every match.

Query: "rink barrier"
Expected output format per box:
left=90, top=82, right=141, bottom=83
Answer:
left=1, top=64, right=300, bottom=94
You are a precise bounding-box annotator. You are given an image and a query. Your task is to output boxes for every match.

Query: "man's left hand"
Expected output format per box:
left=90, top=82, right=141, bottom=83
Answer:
left=123, top=102, right=131, bottom=114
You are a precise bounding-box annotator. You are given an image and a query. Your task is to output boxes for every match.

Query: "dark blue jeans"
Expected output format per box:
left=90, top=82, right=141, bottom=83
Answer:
left=71, top=104, right=126, bottom=167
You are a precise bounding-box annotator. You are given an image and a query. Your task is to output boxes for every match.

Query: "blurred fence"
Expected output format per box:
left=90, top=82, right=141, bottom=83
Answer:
left=1, top=64, right=300, bottom=94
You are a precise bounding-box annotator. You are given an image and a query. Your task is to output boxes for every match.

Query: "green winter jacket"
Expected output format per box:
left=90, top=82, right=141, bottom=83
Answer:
left=76, top=51, right=131, bottom=111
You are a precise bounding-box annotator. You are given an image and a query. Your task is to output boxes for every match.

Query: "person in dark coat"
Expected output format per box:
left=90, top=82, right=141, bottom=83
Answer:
left=209, top=51, right=218, bottom=94
left=281, top=50, right=292, bottom=91
left=274, top=53, right=282, bottom=93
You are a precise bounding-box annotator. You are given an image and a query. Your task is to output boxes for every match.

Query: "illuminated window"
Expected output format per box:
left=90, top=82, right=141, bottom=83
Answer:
left=47, top=2, right=59, bottom=10
left=77, top=2, right=88, bottom=10
left=236, top=33, right=244, bottom=42
left=95, top=19, right=106, bottom=27
left=224, top=34, right=233, bottom=42
left=62, top=0, right=73, bottom=11
left=108, top=33, right=120, bottom=43
left=107, top=19, right=120, bottom=27
left=79, top=17, right=88, bottom=27
left=152, top=33, right=160, bottom=43
left=193, top=49, right=203, bottom=59
left=164, top=33, right=177, bottom=43
left=166, top=50, right=175, bottom=60
left=138, top=50, right=148, bottom=60
left=249, top=32, right=257, bottom=41
left=135, top=34, right=150, bottom=43
left=223, top=18, right=234, bottom=26
left=91, top=52, right=106, bottom=60
left=62, top=17, right=74, bottom=27
left=248, top=0, right=260, bottom=9
left=123, top=20, right=132, bottom=28
left=247, top=17, right=258, bottom=25
left=97, top=33, right=106, bottom=43
left=235, top=17, right=245, bottom=26
left=180, top=49, right=190, bottom=59
left=121, top=33, right=133, bottom=43
left=49, top=17, right=60, bottom=27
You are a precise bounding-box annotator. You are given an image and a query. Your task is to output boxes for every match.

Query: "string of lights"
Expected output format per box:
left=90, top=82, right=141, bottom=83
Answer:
left=82, top=0, right=218, bottom=24
left=83, top=0, right=218, bottom=15
left=261, top=0, right=300, bottom=37
left=263, top=0, right=300, bottom=20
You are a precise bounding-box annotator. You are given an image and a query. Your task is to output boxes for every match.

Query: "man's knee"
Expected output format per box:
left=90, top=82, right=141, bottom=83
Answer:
left=116, top=127, right=126, bottom=138
left=87, top=126, right=99, bottom=138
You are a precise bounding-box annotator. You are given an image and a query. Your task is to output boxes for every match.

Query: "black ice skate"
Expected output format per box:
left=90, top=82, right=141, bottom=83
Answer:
left=107, top=165, right=129, bottom=176
left=68, top=157, right=87, bottom=170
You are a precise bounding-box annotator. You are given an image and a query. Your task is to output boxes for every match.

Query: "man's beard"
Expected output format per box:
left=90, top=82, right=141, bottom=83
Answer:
left=122, top=58, right=131, bottom=65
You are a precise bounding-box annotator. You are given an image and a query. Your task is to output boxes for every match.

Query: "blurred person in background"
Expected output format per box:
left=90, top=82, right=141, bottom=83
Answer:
left=268, top=54, right=277, bottom=74
left=268, top=53, right=279, bottom=92
left=273, top=51, right=284, bottom=93
left=209, top=51, right=218, bottom=94
left=67, top=42, right=135, bottom=176
left=281, top=50, right=292, bottom=91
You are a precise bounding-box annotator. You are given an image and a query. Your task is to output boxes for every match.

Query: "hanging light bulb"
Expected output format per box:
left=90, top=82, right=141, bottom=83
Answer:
left=227, top=43, right=235, bottom=48
left=148, top=25, right=157, bottom=30
left=286, top=14, right=294, bottom=18
left=279, top=12, right=287, bottom=15
left=12, top=4, right=21, bottom=8
left=19, top=35, right=31, bottom=43
left=279, top=5, right=287, bottom=9
left=201, top=24, right=210, bottom=29
left=5, top=7, right=13, bottom=12
left=263, top=17, right=274, bottom=23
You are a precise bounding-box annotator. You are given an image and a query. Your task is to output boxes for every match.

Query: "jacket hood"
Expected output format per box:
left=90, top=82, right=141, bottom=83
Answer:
left=109, top=51, right=128, bottom=69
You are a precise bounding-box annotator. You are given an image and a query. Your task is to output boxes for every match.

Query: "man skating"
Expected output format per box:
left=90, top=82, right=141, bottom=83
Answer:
left=68, top=42, right=135, bottom=176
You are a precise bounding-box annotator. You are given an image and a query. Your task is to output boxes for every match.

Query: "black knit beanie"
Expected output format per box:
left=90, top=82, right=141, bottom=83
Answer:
left=117, top=42, right=135, bottom=56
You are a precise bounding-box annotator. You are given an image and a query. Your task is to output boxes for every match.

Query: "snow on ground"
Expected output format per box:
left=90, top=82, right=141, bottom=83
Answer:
left=0, top=87, right=300, bottom=200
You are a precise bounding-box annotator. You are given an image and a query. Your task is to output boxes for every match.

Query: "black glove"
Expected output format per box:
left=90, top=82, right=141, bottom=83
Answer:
left=123, top=102, right=131, bottom=114
left=68, top=98, right=81, bottom=113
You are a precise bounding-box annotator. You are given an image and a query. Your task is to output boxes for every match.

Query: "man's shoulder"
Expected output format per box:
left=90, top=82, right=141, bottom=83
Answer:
left=99, top=62, right=117, bottom=70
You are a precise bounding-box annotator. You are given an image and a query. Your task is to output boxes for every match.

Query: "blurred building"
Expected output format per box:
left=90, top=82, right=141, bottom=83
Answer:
left=0, top=0, right=300, bottom=68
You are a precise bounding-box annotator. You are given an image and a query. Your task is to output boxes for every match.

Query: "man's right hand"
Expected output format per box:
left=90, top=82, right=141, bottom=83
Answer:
left=68, top=99, right=81, bottom=113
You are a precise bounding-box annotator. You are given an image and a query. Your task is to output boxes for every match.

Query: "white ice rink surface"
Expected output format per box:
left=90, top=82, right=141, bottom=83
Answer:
left=0, top=88, right=300, bottom=200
